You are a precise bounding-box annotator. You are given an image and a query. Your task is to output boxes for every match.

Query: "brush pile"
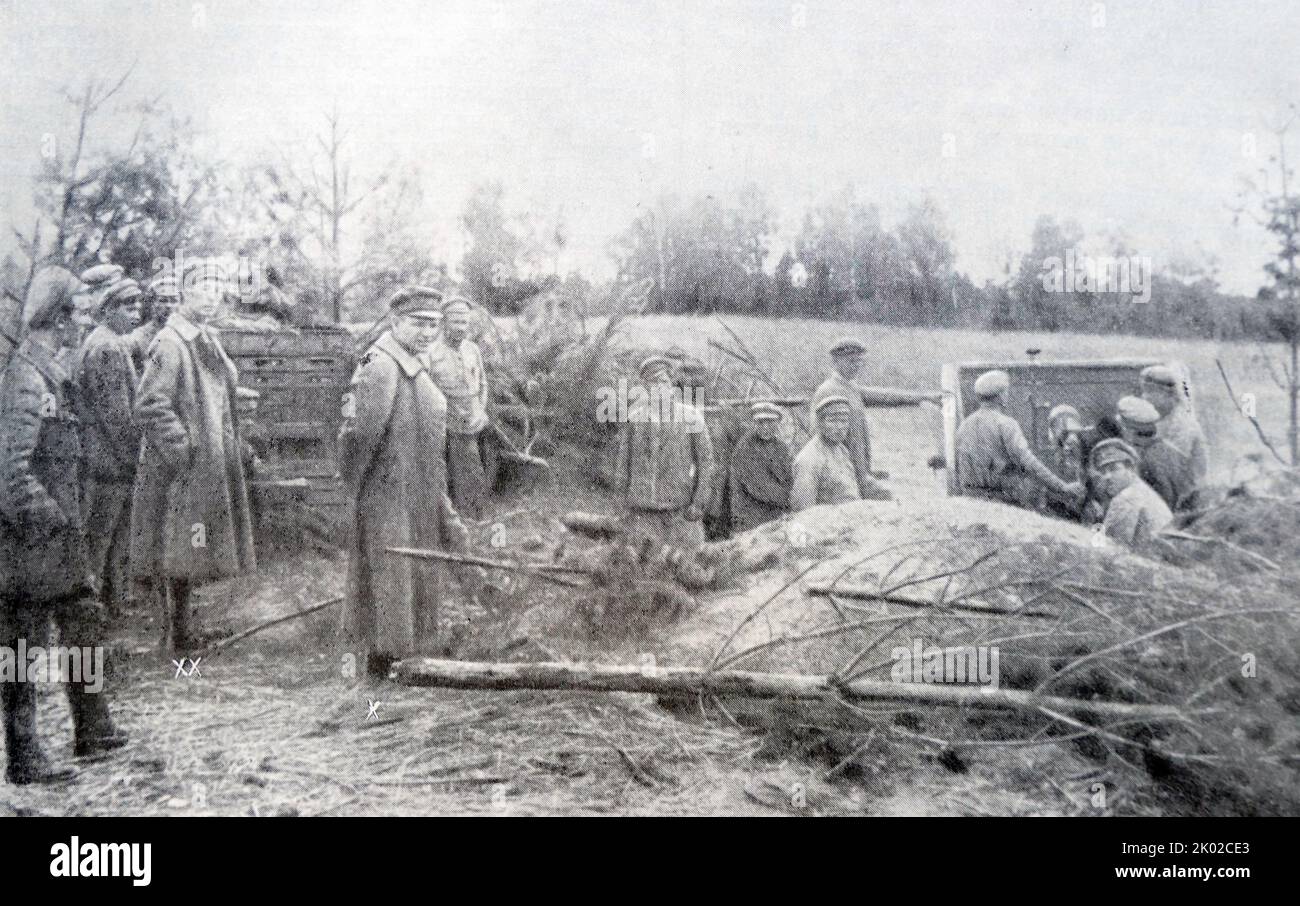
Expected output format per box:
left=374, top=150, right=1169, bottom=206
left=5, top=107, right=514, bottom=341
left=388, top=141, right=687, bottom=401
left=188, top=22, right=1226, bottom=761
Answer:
left=556, top=511, right=743, bottom=638
left=610, top=497, right=1300, bottom=816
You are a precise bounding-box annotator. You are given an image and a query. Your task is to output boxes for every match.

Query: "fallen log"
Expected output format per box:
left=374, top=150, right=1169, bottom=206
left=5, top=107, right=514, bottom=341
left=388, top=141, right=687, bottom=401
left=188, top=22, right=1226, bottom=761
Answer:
left=392, top=657, right=1190, bottom=723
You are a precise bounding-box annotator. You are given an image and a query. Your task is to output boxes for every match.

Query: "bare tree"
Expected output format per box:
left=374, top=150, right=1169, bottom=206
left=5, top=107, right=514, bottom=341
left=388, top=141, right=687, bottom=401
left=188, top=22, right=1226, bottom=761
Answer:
left=257, top=107, right=392, bottom=321
left=1233, top=106, right=1300, bottom=465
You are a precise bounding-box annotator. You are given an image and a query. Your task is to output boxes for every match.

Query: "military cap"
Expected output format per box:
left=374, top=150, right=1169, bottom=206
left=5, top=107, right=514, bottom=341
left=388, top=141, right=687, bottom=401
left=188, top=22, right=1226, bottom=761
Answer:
left=389, top=286, right=444, bottom=318
left=1048, top=403, right=1082, bottom=430
left=829, top=337, right=867, bottom=357
left=148, top=271, right=180, bottom=298
left=1090, top=438, right=1139, bottom=470
left=441, top=296, right=472, bottom=315
left=638, top=354, right=674, bottom=378
left=98, top=278, right=143, bottom=312
left=972, top=369, right=1010, bottom=399
left=22, top=266, right=85, bottom=329
left=1117, top=395, right=1160, bottom=427
left=1139, top=365, right=1179, bottom=389
left=79, top=263, right=125, bottom=288
left=814, top=394, right=852, bottom=417
left=749, top=401, right=783, bottom=421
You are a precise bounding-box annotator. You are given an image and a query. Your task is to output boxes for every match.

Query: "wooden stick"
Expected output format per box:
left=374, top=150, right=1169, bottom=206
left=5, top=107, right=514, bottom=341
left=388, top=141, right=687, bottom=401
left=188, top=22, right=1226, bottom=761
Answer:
left=391, top=657, right=1191, bottom=723
left=385, top=546, right=589, bottom=588
left=1214, top=358, right=1289, bottom=465
left=1161, top=530, right=1281, bottom=572
left=205, top=596, right=343, bottom=653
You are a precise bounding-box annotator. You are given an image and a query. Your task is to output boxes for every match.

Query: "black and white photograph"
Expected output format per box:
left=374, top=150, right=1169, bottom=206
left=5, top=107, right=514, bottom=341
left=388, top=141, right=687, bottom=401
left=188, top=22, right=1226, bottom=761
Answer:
left=0, top=0, right=1294, bottom=872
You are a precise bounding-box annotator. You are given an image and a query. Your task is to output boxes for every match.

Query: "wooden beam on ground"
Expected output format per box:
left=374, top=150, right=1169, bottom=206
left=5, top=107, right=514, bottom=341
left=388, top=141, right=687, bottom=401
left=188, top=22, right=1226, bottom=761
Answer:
left=391, top=657, right=1188, bottom=722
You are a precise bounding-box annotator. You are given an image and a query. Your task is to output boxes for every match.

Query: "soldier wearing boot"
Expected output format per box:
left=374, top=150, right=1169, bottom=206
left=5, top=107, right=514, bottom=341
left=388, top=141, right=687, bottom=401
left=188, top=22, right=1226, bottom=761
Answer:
left=1, top=267, right=127, bottom=785
left=130, top=269, right=256, bottom=653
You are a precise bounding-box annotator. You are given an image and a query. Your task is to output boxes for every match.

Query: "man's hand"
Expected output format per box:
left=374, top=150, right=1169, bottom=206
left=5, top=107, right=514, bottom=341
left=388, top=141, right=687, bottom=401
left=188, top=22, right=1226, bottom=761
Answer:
left=684, top=504, right=703, bottom=522
left=1063, top=481, right=1086, bottom=504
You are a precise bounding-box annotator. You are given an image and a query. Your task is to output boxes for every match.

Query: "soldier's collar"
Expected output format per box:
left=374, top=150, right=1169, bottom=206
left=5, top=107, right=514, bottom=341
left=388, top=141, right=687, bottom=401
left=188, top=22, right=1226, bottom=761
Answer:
left=18, top=337, right=70, bottom=385
left=168, top=313, right=202, bottom=342
left=375, top=331, right=427, bottom=378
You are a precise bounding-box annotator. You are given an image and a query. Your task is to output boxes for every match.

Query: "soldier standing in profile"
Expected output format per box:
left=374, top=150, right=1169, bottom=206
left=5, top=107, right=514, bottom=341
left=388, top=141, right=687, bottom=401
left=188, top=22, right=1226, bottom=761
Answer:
left=1, top=267, right=127, bottom=785
left=1140, top=365, right=1209, bottom=485
left=425, top=297, right=491, bottom=520
left=77, top=277, right=147, bottom=619
left=131, top=269, right=256, bottom=653
left=339, top=288, right=473, bottom=679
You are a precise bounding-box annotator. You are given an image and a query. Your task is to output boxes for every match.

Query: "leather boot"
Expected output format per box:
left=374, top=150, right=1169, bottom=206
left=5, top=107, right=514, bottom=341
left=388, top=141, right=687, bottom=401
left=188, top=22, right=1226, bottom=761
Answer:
left=2, top=677, right=73, bottom=785
left=66, top=682, right=128, bottom=758
left=162, top=579, right=195, bottom=654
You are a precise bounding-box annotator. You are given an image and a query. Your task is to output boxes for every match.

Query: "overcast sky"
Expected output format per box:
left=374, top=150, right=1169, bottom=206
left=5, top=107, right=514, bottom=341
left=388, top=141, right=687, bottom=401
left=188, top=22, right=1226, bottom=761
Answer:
left=2, top=0, right=1296, bottom=293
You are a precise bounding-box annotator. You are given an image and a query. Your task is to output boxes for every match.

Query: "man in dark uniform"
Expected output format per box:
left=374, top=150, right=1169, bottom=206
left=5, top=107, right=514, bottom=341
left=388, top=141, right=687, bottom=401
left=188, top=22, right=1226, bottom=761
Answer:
left=1118, top=395, right=1196, bottom=513
left=728, top=401, right=793, bottom=533
left=1, top=267, right=127, bottom=785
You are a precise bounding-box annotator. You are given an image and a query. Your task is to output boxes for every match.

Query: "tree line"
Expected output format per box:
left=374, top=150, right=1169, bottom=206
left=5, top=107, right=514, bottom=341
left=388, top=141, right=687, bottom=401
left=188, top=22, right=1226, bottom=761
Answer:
left=3, top=67, right=1294, bottom=352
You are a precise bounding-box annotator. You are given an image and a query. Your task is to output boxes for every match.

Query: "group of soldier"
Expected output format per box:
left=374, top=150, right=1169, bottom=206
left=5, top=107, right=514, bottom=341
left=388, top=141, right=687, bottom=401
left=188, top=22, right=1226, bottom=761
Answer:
left=0, top=269, right=498, bottom=783
left=953, top=364, right=1207, bottom=547
left=612, top=337, right=895, bottom=546
left=614, top=336, right=1209, bottom=555
left=0, top=261, right=259, bottom=784
left=0, top=262, right=1210, bottom=786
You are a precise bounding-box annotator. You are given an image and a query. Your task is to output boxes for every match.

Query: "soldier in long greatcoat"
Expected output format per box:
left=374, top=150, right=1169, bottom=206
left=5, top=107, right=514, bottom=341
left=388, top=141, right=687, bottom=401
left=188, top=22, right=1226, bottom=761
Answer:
left=130, top=273, right=256, bottom=652
left=339, top=288, right=472, bottom=678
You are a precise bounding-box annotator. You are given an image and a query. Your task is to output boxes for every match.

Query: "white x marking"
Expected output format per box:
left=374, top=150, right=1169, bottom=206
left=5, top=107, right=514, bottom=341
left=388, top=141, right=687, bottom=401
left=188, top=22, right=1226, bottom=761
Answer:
left=366, top=699, right=381, bottom=720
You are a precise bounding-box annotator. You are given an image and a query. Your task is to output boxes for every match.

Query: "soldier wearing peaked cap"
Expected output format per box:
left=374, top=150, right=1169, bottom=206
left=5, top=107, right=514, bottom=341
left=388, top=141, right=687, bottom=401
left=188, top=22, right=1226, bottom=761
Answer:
left=424, top=295, right=492, bottom=520
left=727, top=401, right=793, bottom=533
left=792, top=395, right=876, bottom=510
left=130, top=264, right=255, bottom=653
left=613, top=350, right=715, bottom=549
left=1117, top=394, right=1196, bottom=512
left=809, top=337, right=889, bottom=499
left=1090, top=437, right=1173, bottom=548
left=340, top=287, right=472, bottom=677
left=76, top=277, right=149, bottom=618
left=1, top=267, right=127, bottom=785
left=955, top=369, right=1083, bottom=507
left=1140, top=364, right=1208, bottom=482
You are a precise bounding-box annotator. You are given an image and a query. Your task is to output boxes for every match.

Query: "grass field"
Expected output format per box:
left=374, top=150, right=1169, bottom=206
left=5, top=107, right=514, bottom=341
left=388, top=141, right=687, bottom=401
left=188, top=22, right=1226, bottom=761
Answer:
left=617, top=314, right=1293, bottom=492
